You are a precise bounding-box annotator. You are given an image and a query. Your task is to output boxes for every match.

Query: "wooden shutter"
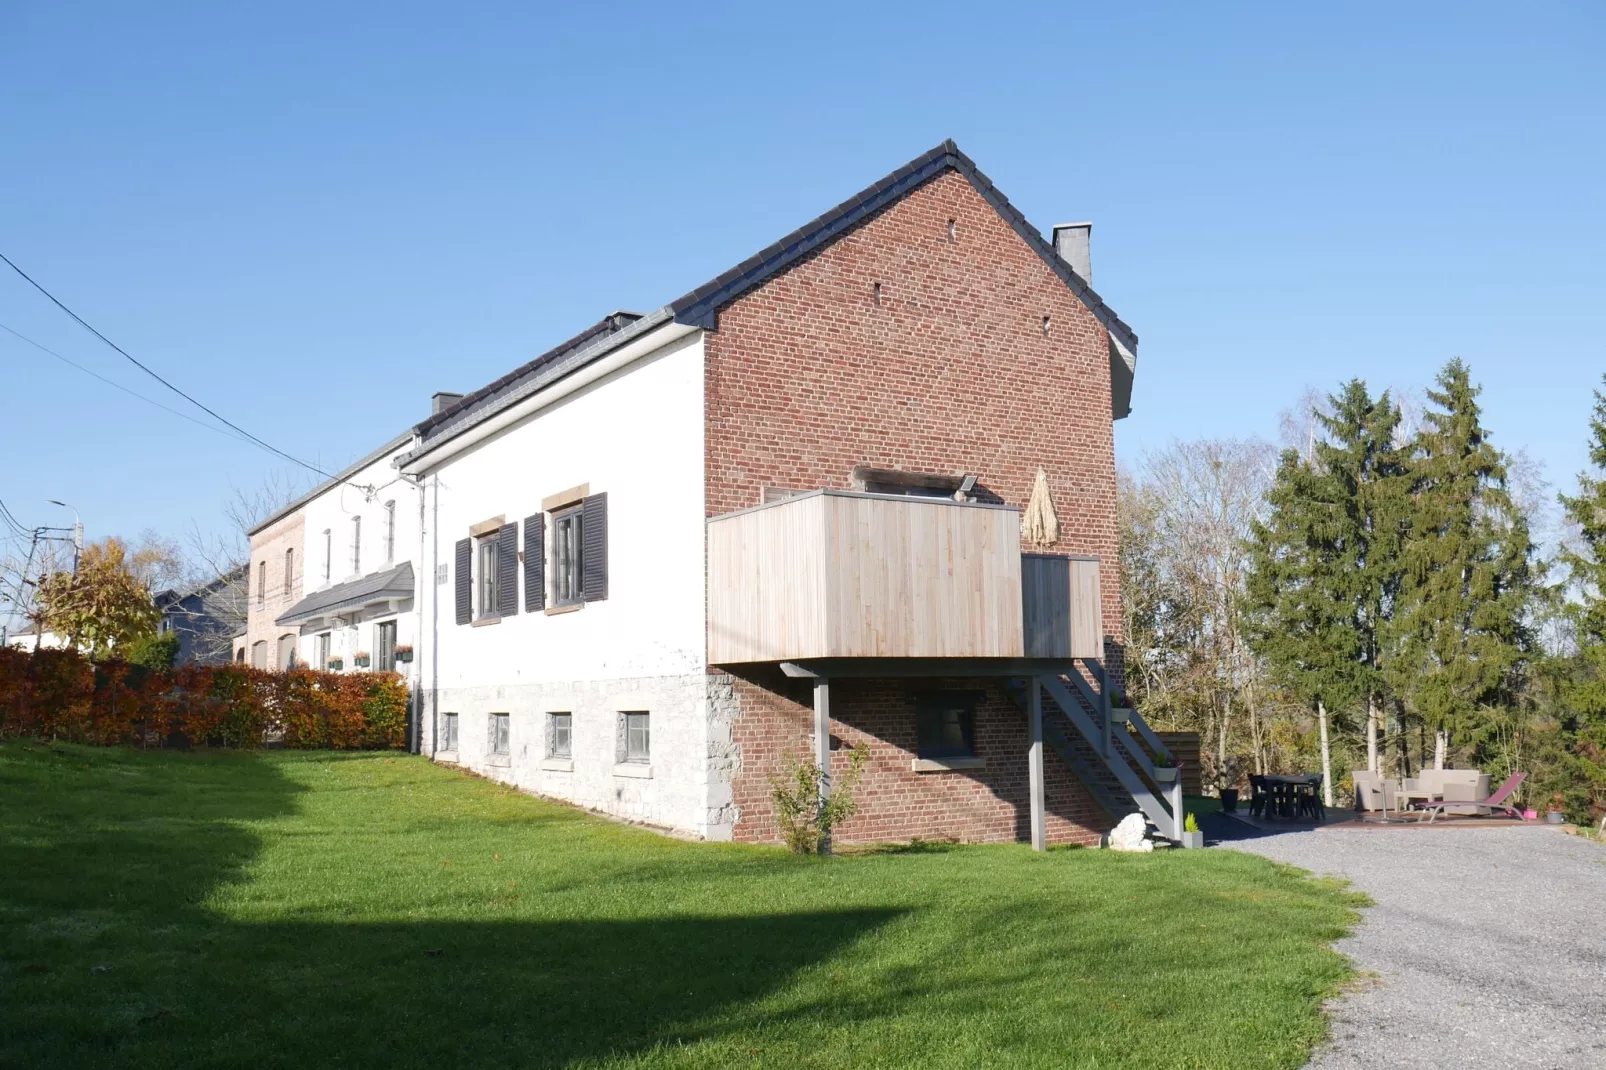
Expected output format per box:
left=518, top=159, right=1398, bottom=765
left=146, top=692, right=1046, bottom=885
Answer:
left=523, top=513, right=545, bottom=612
left=582, top=492, right=608, bottom=602
left=497, top=523, right=519, bottom=618
left=454, top=538, right=472, bottom=625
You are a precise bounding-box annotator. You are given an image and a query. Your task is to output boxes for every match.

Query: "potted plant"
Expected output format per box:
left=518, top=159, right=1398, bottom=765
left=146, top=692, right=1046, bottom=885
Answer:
left=326, top=656, right=344, bottom=671
left=1219, top=786, right=1240, bottom=813
left=1108, top=687, right=1133, bottom=723
left=394, top=644, right=414, bottom=664
left=1546, top=793, right=1567, bottom=824
left=1180, top=812, right=1204, bottom=849
left=1151, top=757, right=1178, bottom=783
left=353, top=651, right=371, bottom=669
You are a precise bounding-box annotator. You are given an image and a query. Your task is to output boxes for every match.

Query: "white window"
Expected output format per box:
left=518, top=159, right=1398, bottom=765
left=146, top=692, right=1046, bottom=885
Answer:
left=489, top=713, right=510, bottom=756
left=284, top=548, right=295, bottom=598
left=351, top=516, right=362, bottom=575
left=549, top=713, right=572, bottom=759
left=384, top=500, right=396, bottom=564
left=315, top=632, right=331, bottom=669
left=257, top=561, right=266, bottom=607
left=552, top=506, right=584, bottom=606
left=375, top=620, right=397, bottom=668
left=323, top=529, right=332, bottom=582
left=440, top=712, right=459, bottom=753
left=621, top=712, right=649, bottom=763
left=477, top=536, right=500, bottom=618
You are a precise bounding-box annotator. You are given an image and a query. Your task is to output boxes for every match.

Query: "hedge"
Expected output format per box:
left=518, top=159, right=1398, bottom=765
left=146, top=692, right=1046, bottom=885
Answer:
left=0, top=646, right=408, bottom=750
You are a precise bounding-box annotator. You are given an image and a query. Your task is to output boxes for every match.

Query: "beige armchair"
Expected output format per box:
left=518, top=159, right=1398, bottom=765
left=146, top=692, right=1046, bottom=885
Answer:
left=1353, top=770, right=1400, bottom=814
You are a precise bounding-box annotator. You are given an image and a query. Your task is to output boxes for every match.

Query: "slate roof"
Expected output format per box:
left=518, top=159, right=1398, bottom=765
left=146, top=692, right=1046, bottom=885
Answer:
left=275, top=562, right=415, bottom=626
left=248, top=431, right=416, bottom=538
left=401, top=139, right=1137, bottom=467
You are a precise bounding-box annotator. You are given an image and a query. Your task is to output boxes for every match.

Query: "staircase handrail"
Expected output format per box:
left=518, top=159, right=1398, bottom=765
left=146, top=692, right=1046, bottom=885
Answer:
left=1076, top=657, right=1172, bottom=765
left=1039, top=675, right=1178, bottom=839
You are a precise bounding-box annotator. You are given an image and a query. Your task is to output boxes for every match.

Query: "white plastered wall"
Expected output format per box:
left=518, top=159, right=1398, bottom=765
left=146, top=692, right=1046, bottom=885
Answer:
left=415, top=329, right=726, bottom=838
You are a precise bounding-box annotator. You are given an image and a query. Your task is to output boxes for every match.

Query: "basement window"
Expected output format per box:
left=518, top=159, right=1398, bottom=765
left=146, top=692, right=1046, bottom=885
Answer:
left=916, top=691, right=981, bottom=760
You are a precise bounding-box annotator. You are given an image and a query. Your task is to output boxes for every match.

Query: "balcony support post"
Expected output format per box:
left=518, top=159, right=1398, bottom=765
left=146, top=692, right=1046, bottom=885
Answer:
left=814, top=677, right=833, bottom=856
left=1028, top=675, right=1046, bottom=852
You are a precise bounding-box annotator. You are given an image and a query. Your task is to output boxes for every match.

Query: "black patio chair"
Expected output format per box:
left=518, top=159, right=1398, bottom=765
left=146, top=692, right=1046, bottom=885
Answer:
left=1248, top=775, right=1270, bottom=818
left=1298, top=777, right=1326, bottom=821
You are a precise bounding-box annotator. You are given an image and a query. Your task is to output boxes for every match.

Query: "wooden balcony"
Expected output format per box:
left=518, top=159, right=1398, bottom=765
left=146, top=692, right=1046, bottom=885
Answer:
left=706, top=491, right=1104, bottom=665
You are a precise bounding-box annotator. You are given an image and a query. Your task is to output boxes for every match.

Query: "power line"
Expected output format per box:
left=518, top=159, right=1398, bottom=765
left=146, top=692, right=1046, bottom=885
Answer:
left=0, top=322, right=258, bottom=447
left=0, top=249, right=334, bottom=479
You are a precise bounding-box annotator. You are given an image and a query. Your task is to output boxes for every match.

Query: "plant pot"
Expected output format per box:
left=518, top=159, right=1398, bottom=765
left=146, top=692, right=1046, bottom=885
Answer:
left=1546, top=810, right=1566, bottom=825
left=1181, top=830, right=1205, bottom=849
left=1110, top=706, right=1133, bottom=724
left=1219, top=788, right=1239, bottom=813
left=396, top=651, right=414, bottom=663
left=1152, top=767, right=1178, bottom=783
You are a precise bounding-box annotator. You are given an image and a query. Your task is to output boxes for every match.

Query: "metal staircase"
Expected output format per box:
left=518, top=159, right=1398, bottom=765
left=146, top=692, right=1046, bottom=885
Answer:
left=1005, top=659, right=1184, bottom=844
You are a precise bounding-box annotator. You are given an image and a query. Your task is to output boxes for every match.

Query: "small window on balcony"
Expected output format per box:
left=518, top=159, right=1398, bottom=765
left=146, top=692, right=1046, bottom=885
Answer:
left=916, top=692, right=981, bottom=759
left=851, top=466, right=978, bottom=501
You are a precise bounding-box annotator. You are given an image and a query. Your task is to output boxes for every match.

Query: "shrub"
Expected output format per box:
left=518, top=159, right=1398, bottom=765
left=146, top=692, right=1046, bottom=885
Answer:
left=1184, top=812, right=1200, bottom=833
left=0, top=646, right=407, bottom=750
left=124, top=632, right=180, bottom=670
left=771, top=743, right=869, bottom=855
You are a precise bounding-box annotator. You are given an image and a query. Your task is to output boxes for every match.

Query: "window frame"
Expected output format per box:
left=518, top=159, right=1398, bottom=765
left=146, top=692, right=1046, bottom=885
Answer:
left=440, top=711, right=459, bottom=753
left=284, top=547, right=295, bottom=599
left=476, top=534, right=500, bottom=620
left=915, top=691, right=982, bottom=761
left=315, top=632, right=331, bottom=670
left=549, top=712, right=573, bottom=760
left=257, top=561, right=266, bottom=607
left=488, top=712, right=511, bottom=758
left=351, top=515, right=362, bottom=575
left=375, top=619, right=397, bottom=669
left=550, top=505, right=585, bottom=607
left=384, top=500, right=396, bottom=565
left=620, top=711, right=650, bottom=764
left=323, top=529, right=332, bottom=583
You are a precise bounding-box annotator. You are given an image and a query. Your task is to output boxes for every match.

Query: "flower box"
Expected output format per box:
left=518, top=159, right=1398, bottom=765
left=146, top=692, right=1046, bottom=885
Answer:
left=326, top=658, right=344, bottom=671
left=1110, top=706, right=1133, bottom=724
left=394, top=645, right=414, bottom=664
left=1152, top=766, right=1179, bottom=783
left=353, top=652, right=371, bottom=668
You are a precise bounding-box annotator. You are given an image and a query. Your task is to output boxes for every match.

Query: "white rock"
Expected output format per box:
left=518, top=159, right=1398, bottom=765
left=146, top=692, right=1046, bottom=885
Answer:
left=1107, top=813, right=1153, bottom=852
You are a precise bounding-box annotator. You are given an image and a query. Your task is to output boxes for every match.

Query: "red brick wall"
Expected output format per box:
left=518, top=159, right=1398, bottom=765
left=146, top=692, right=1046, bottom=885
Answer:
left=704, top=168, right=1124, bottom=845
left=726, top=672, right=1108, bottom=847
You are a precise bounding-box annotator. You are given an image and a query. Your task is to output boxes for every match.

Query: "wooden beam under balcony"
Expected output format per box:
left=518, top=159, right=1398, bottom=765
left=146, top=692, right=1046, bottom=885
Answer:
left=778, top=657, right=1079, bottom=679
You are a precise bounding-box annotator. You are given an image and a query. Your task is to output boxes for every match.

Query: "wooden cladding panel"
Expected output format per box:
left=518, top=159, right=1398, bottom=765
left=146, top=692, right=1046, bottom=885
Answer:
left=707, top=492, right=1023, bottom=663
left=1022, top=554, right=1103, bottom=659
left=1154, top=732, right=1203, bottom=796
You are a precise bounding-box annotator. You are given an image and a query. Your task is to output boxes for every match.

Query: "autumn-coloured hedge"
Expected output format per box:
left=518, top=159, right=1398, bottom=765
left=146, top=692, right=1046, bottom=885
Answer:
left=0, top=646, right=408, bottom=749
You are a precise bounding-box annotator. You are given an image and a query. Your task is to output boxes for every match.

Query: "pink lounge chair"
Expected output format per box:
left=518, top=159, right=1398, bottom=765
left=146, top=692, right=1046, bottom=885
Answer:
left=1417, top=772, right=1528, bottom=823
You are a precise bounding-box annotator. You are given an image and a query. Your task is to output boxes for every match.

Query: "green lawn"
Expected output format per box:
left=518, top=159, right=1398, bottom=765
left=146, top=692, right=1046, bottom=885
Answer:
left=0, top=742, right=1362, bottom=1069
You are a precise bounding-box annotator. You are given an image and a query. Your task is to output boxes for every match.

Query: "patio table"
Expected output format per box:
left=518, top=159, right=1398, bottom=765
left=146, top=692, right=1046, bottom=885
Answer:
left=1261, top=774, right=1322, bottom=819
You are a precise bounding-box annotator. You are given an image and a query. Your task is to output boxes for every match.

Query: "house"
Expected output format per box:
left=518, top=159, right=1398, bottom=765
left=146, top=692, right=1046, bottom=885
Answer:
left=154, top=565, right=248, bottom=665
left=243, top=431, right=423, bottom=681
left=389, top=140, right=1178, bottom=849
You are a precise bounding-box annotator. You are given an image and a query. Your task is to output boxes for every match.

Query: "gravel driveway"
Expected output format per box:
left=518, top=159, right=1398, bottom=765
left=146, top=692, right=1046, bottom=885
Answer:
left=1210, top=820, right=1606, bottom=1069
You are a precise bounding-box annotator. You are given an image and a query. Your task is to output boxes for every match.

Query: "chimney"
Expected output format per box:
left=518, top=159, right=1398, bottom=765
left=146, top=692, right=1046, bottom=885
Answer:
left=431, top=391, right=464, bottom=416
left=1052, top=222, right=1092, bottom=284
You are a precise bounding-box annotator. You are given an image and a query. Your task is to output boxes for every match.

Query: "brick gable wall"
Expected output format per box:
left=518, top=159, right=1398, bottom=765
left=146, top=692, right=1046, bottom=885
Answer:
left=703, top=169, right=1124, bottom=846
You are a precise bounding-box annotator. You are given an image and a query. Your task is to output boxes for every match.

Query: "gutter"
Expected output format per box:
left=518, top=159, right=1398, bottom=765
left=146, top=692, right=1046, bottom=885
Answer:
left=398, top=313, right=698, bottom=475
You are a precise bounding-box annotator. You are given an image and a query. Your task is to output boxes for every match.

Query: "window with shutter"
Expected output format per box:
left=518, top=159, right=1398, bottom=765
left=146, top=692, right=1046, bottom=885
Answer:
left=453, top=539, right=472, bottom=625
left=551, top=506, right=584, bottom=607
left=523, top=513, right=545, bottom=612
left=497, top=523, right=519, bottom=617
left=582, top=492, right=608, bottom=602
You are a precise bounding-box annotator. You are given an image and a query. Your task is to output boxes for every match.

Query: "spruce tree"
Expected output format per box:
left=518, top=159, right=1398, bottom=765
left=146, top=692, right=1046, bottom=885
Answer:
left=1313, top=381, right=1409, bottom=773
left=1555, top=377, right=1606, bottom=810
left=1246, top=449, right=1364, bottom=804
left=1389, top=359, right=1534, bottom=768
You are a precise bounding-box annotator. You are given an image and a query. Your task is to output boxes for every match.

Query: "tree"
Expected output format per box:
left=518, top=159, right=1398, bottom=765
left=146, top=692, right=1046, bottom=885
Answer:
left=1246, top=449, right=1364, bottom=805
left=36, top=537, right=160, bottom=658
left=1388, top=359, right=1535, bottom=768
left=1313, top=381, right=1409, bottom=774
left=1552, top=376, right=1606, bottom=817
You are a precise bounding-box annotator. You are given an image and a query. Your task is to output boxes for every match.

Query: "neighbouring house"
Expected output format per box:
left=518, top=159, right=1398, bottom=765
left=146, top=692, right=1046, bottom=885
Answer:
left=2, top=624, right=69, bottom=651
left=392, top=140, right=1179, bottom=848
left=153, top=565, right=248, bottom=665
left=244, top=432, right=423, bottom=683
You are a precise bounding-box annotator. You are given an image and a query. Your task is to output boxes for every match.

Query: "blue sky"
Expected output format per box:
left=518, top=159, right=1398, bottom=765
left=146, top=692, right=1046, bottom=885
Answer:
left=1, top=1, right=1601, bottom=551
